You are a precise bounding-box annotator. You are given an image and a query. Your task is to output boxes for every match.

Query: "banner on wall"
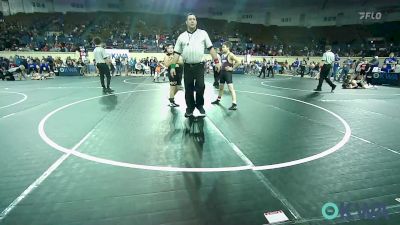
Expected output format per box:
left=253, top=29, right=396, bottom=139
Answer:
left=105, top=49, right=129, bottom=60
left=371, top=72, right=400, bottom=86
left=58, top=67, right=81, bottom=76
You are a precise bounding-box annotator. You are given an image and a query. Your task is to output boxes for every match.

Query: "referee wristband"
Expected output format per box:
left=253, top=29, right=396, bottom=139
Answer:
left=170, top=64, right=176, bottom=69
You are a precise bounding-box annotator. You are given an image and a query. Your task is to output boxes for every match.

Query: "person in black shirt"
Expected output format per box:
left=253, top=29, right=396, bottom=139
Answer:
left=115, top=58, right=122, bottom=76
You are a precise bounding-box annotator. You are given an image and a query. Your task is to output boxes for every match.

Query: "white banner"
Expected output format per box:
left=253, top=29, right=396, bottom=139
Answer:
left=105, top=49, right=129, bottom=60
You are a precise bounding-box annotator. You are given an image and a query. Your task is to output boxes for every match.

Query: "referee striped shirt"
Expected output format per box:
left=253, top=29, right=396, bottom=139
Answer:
left=322, top=50, right=335, bottom=65
left=174, top=28, right=213, bottom=64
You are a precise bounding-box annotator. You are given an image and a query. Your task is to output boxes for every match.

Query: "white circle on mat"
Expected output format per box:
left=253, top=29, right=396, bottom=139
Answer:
left=38, top=89, right=351, bottom=172
left=0, top=91, right=28, bottom=109
left=261, top=81, right=400, bottom=96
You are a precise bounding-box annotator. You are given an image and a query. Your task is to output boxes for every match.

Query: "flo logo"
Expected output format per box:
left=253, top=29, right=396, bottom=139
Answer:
left=359, top=12, right=382, bottom=20
left=322, top=202, right=388, bottom=221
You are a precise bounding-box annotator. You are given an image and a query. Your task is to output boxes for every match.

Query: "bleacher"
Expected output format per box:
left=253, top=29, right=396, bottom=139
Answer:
left=1, top=12, right=399, bottom=57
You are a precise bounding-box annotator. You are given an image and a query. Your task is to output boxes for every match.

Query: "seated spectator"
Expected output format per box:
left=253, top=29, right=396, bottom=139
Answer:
left=135, top=62, right=145, bottom=74
left=76, top=58, right=85, bottom=75
left=27, top=59, right=39, bottom=74
left=291, top=58, right=300, bottom=71
left=383, top=52, right=397, bottom=73
left=39, top=59, right=50, bottom=74
left=394, top=63, right=400, bottom=73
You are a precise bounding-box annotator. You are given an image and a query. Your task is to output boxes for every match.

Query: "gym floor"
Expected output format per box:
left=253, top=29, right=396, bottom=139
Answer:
left=0, top=74, right=399, bottom=225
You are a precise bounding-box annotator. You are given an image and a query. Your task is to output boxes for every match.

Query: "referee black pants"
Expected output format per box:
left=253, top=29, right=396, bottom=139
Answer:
left=97, top=63, right=111, bottom=88
left=316, top=64, right=335, bottom=90
left=184, top=63, right=205, bottom=113
left=259, top=66, right=266, bottom=77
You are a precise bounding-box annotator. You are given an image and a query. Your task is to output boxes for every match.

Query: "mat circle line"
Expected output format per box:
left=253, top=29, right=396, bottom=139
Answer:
left=261, top=81, right=400, bottom=96
left=0, top=91, right=28, bottom=109
left=38, top=89, right=351, bottom=172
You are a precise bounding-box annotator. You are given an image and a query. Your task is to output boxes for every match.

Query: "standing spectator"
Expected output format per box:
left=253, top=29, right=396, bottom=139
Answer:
left=93, top=59, right=98, bottom=74
left=299, top=59, right=307, bottom=77
left=122, top=57, right=128, bottom=76
left=115, top=57, right=122, bottom=76
left=332, top=60, right=340, bottom=80
left=149, top=58, right=157, bottom=77
left=129, top=57, right=136, bottom=75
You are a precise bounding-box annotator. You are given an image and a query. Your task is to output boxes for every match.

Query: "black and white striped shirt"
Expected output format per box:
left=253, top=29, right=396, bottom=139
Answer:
left=322, top=50, right=335, bottom=65
left=174, top=28, right=213, bottom=64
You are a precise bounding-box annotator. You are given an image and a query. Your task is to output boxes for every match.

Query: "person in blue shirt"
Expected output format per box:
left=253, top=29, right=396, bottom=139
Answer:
left=15, top=55, right=22, bottom=66
left=39, top=59, right=50, bottom=74
left=332, top=61, right=340, bottom=80
left=27, top=59, right=39, bottom=75
left=129, top=57, right=136, bottom=74
left=291, top=58, right=300, bottom=71
left=383, top=52, right=397, bottom=73
left=332, top=53, right=340, bottom=80
left=334, top=53, right=340, bottom=62
left=338, top=57, right=353, bottom=82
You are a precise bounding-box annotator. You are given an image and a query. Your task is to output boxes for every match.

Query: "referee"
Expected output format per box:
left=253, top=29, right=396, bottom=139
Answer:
left=314, top=45, right=337, bottom=92
left=170, top=13, right=221, bottom=117
left=93, top=37, right=114, bottom=93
